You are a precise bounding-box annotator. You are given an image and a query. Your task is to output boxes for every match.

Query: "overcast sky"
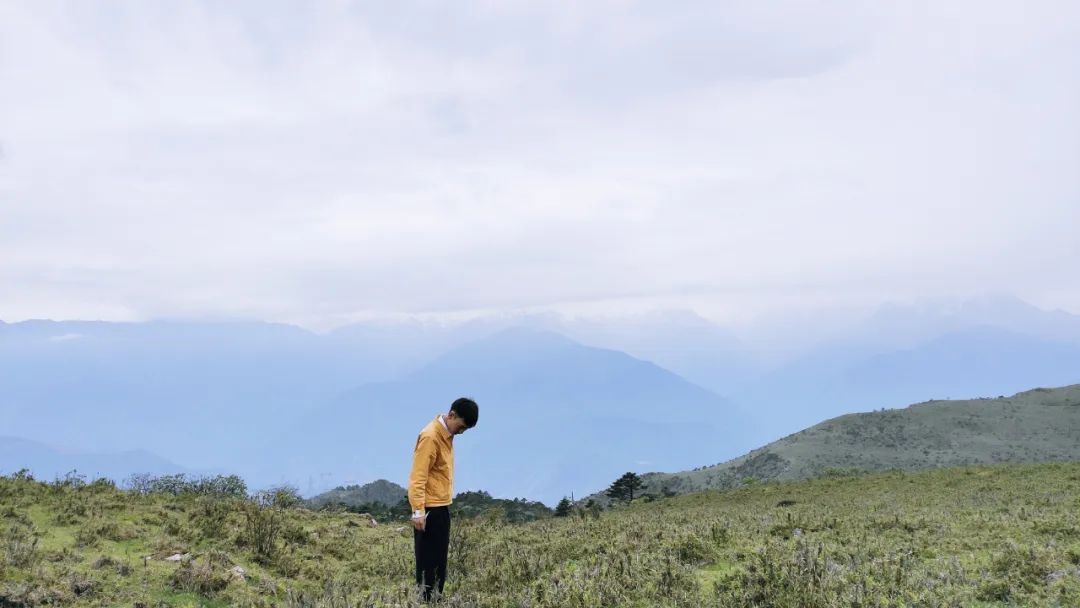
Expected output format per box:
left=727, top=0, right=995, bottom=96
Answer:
left=2, top=1, right=1078, bottom=329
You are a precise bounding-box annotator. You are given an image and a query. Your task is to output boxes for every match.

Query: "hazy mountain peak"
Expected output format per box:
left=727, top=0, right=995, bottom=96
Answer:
left=0, top=435, right=191, bottom=481
left=957, top=292, right=1036, bottom=315
left=426, top=326, right=581, bottom=361
left=477, top=325, right=577, bottom=346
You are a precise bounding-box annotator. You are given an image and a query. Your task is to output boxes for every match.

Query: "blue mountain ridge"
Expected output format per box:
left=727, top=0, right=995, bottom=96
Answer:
left=258, top=327, right=754, bottom=505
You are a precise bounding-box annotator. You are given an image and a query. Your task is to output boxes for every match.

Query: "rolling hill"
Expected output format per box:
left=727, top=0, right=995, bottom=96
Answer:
left=307, top=479, right=407, bottom=508
left=605, top=383, right=1080, bottom=500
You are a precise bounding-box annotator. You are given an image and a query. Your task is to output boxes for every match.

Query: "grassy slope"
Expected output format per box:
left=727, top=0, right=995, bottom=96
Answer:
left=631, top=384, right=1080, bottom=498
left=2, top=462, right=1080, bottom=607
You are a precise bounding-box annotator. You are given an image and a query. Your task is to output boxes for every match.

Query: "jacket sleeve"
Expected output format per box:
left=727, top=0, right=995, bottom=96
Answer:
left=408, top=434, right=437, bottom=512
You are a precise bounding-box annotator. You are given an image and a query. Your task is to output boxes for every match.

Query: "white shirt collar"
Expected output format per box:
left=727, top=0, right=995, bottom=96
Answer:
left=438, top=415, right=450, bottom=435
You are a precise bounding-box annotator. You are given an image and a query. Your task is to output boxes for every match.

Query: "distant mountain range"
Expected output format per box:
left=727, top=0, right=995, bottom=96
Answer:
left=3, top=294, right=1080, bottom=504
left=0, top=320, right=386, bottom=469
left=736, top=324, right=1080, bottom=436
left=0, top=436, right=192, bottom=482
left=0, top=313, right=753, bottom=470
left=259, top=327, right=754, bottom=505
left=604, top=383, right=1080, bottom=502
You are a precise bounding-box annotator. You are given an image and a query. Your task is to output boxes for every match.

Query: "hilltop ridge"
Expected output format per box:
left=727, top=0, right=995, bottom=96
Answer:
left=596, top=383, right=1080, bottom=501
left=306, top=479, right=407, bottom=508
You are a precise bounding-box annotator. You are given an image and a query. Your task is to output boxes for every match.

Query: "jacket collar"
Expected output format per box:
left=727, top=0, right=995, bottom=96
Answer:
left=435, top=414, right=453, bottom=440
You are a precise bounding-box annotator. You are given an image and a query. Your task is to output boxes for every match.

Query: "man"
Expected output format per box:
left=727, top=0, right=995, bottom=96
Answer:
left=408, top=397, right=478, bottom=601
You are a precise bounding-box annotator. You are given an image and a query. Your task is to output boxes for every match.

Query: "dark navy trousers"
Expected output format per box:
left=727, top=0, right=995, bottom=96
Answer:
left=413, top=506, right=450, bottom=600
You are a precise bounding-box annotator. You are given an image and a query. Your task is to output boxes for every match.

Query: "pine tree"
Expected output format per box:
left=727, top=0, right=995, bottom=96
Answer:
left=554, top=497, right=572, bottom=517
left=605, top=477, right=627, bottom=502
left=621, top=472, right=644, bottom=501
left=605, top=472, right=645, bottom=504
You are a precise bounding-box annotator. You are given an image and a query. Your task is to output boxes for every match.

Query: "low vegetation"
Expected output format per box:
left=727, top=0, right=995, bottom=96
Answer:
left=2, top=462, right=1079, bottom=606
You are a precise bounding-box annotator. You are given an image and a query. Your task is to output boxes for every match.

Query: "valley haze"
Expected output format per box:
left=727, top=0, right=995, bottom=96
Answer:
left=3, top=294, right=1079, bottom=505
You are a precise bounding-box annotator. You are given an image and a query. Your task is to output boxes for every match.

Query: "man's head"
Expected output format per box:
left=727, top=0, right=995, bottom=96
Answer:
left=445, top=397, right=478, bottom=435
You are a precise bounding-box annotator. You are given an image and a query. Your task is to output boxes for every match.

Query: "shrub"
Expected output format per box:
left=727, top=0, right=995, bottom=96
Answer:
left=53, top=495, right=90, bottom=526
left=124, top=473, right=248, bottom=498
left=282, top=522, right=311, bottom=546
left=68, top=572, right=95, bottom=597
left=976, top=542, right=1059, bottom=602
left=2, top=522, right=39, bottom=568
left=255, top=486, right=303, bottom=509
left=189, top=497, right=233, bottom=540
left=75, top=519, right=136, bottom=546
left=52, top=470, right=87, bottom=490
left=709, top=521, right=731, bottom=545
left=274, top=552, right=303, bottom=578
left=91, top=555, right=118, bottom=569
left=673, top=533, right=711, bottom=565
left=239, top=501, right=286, bottom=563
left=169, top=559, right=230, bottom=595
left=88, top=477, right=117, bottom=492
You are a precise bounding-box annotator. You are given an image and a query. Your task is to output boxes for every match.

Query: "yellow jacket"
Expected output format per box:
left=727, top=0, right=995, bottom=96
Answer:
left=408, top=415, right=454, bottom=512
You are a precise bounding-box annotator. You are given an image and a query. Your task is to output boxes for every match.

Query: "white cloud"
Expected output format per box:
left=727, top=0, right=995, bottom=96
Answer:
left=2, top=1, right=1078, bottom=326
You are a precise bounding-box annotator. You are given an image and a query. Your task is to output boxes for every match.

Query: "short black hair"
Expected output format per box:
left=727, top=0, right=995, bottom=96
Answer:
left=450, top=397, right=478, bottom=428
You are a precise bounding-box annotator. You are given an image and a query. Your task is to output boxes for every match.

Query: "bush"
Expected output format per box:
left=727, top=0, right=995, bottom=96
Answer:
left=74, top=522, right=107, bottom=547
left=91, top=555, right=118, bottom=569
left=163, top=514, right=185, bottom=538
left=709, top=521, right=731, bottom=545
left=0, top=507, right=32, bottom=527
left=68, top=572, right=95, bottom=597
left=254, top=486, right=303, bottom=509
left=52, top=470, right=87, bottom=491
left=125, top=473, right=248, bottom=498
left=74, top=520, right=136, bottom=547
left=2, top=522, right=39, bottom=568
left=88, top=477, right=117, bottom=492
left=673, top=533, right=711, bottom=565
left=239, top=502, right=284, bottom=562
left=53, top=495, right=90, bottom=526
left=274, top=552, right=303, bottom=578
left=189, top=497, right=233, bottom=540
left=282, top=522, right=311, bottom=546
left=0, top=580, right=72, bottom=607
left=169, top=559, right=230, bottom=595
left=976, top=542, right=1059, bottom=602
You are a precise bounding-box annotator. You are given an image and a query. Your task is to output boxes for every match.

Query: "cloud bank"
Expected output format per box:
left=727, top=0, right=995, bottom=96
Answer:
left=2, top=1, right=1078, bottom=327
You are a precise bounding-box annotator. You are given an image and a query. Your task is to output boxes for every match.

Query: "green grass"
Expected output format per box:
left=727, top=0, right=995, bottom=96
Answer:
left=3, top=462, right=1080, bottom=606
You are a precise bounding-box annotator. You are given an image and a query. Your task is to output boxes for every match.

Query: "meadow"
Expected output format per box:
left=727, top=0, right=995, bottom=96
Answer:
left=2, top=462, right=1080, bottom=607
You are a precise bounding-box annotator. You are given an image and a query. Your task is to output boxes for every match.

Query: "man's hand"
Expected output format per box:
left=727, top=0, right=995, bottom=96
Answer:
left=411, top=511, right=427, bottom=532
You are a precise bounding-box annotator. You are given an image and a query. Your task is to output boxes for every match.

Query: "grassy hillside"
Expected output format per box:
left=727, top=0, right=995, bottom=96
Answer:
left=631, top=384, right=1080, bottom=499
left=2, top=463, right=1079, bottom=607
